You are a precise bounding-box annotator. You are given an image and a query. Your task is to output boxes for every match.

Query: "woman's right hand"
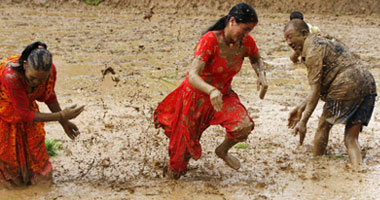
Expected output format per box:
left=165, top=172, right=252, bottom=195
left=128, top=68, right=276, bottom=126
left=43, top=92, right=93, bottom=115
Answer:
left=60, top=120, right=80, bottom=140
left=61, top=104, right=85, bottom=121
left=209, top=89, right=223, bottom=112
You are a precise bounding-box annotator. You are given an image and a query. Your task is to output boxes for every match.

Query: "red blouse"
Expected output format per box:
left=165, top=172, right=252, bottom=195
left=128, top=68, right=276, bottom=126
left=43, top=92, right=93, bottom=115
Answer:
left=0, top=56, right=57, bottom=123
left=194, top=31, right=259, bottom=94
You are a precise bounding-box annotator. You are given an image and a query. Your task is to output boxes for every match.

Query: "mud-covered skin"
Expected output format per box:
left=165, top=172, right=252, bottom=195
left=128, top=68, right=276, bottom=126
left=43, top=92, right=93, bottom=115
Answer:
left=301, top=34, right=376, bottom=101
left=286, top=22, right=377, bottom=168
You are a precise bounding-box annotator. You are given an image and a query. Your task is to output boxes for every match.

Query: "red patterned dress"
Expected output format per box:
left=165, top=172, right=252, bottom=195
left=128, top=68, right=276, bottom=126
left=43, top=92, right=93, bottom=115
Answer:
left=0, top=55, right=57, bottom=186
left=154, top=31, right=259, bottom=174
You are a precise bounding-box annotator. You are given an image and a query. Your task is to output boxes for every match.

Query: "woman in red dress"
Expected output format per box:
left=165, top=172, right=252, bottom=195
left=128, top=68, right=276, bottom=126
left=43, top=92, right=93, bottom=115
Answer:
left=154, top=3, right=268, bottom=179
left=0, top=42, right=84, bottom=187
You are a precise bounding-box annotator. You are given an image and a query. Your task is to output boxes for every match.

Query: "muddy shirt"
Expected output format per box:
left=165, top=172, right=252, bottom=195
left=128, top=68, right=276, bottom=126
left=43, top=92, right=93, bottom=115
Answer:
left=301, top=34, right=377, bottom=101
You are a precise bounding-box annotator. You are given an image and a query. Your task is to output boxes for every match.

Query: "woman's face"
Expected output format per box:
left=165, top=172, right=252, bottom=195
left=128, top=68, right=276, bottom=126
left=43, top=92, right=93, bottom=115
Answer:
left=24, top=63, right=50, bottom=87
left=229, top=18, right=256, bottom=42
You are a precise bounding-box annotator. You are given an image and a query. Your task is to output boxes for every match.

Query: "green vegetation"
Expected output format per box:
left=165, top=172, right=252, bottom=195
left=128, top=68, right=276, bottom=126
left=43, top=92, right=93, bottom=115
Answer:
left=45, top=139, right=61, bottom=157
left=325, top=154, right=346, bottom=159
left=85, top=0, right=104, bottom=6
left=332, top=154, right=345, bottom=159
left=159, top=71, right=179, bottom=86
left=234, top=143, right=250, bottom=150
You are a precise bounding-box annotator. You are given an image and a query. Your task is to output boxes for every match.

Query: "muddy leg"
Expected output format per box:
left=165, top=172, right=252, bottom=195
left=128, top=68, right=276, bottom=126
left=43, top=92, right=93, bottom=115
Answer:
left=0, top=178, right=14, bottom=190
left=32, top=171, right=53, bottom=186
left=166, top=167, right=181, bottom=180
left=313, top=115, right=332, bottom=156
left=215, top=126, right=252, bottom=170
left=344, top=124, right=362, bottom=168
left=215, top=137, right=240, bottom=170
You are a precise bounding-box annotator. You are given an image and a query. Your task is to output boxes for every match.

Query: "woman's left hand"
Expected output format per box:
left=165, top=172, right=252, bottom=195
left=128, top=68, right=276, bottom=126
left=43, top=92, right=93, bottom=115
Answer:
left=210, top=89, right=223, bottom=112
left=60, top=120, right=80, bottom=140
left=257, top=73, right=268, bottom=99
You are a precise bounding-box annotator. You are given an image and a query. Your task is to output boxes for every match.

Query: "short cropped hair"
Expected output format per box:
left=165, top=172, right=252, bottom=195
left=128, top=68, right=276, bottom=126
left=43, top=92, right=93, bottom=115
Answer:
left=284, top=19, right=309, bottom=34
left=290, top=11, right=304, bottom=20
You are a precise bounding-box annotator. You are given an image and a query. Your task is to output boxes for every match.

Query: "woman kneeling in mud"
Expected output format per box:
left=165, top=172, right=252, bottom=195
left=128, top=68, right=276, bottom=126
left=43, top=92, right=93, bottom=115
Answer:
left=0, top=42, right=85, bottom=187
left=285, top=19, right=377, bottom=168
left=154, top=3, right=268, bottom=179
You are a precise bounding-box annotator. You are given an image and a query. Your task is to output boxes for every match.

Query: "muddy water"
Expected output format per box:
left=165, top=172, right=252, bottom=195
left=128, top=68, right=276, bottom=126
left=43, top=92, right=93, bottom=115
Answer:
left=0, top=3, right=380, bottom=200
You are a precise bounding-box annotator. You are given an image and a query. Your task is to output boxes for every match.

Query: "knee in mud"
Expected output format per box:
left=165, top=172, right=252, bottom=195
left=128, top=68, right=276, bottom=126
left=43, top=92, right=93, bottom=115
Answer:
left=234, top=126, right=252, bottom=142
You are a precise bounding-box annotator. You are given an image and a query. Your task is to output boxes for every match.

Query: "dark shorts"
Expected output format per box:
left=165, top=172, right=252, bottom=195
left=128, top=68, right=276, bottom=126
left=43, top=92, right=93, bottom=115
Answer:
left=346, top=94, right=377, bottom=129
left=323, top=94, right=377, bottom=129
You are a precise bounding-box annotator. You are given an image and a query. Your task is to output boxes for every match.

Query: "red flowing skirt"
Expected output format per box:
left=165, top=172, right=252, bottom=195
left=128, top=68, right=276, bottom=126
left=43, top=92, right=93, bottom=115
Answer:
left=154, top=78, right=254, bottom=173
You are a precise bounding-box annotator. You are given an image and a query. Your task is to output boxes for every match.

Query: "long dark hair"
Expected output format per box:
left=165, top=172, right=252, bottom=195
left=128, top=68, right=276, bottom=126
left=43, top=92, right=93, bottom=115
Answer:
left=13, top=41, right=52, bottom=72
left=204, top=3, right=258, bottom=34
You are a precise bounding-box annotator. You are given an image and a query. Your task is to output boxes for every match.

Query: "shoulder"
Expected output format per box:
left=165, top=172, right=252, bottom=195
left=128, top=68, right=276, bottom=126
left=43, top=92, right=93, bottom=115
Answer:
left=200, top=31, right=218, bottom=43
left=0, top=55, right=24, bottom=85
left=302, top=35, right=326, bottom=56
left=51, top=63, right=57, bottom=73
left=242, top=34, right=257, bottom=46
left=242, top=34, right=259, bottom=56
left=48, top=63, right=57, bottom=82
left=244, top=34, right=255, bottom=41
left=307, top=23, right=321, bottom=35
left=2, top=65, right=23, bottom=85
left=195, top=31, right=218, bottom=55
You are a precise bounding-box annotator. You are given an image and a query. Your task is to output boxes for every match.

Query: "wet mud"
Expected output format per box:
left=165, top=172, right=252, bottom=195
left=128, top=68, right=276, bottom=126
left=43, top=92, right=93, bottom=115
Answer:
left=0, top=2, right=380, bottom=200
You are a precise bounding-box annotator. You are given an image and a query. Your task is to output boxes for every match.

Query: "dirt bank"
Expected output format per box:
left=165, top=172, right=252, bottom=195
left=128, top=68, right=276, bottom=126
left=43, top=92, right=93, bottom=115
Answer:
left=7, top=0, right=380, bottom=15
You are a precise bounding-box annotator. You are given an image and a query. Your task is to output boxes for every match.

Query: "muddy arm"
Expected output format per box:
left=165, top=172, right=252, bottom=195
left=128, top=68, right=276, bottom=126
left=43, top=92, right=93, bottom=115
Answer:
left=188, top=56, right=223, bottom=111
left=249, top=53, right=268, bottom=99
left=188, top=57, right=214, bottom=94
left=300, top=83, right=320, bottom=124
left=297, top=100, right=307, bottom=112
left=291, top=83, right=320, bottom=145
left=249, top=53, right=265, bottom=79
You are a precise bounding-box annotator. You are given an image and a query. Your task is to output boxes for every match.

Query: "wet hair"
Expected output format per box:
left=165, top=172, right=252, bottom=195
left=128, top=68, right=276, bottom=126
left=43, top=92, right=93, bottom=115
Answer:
left=13, top=41, right=52, bottom=72
left=290, top=11, right=304, bottom=20
left=204, top=3, right=258, bottom=34
left=284, top=19, right=309, bottom=34
left=27, top=48, right=52, bottom=71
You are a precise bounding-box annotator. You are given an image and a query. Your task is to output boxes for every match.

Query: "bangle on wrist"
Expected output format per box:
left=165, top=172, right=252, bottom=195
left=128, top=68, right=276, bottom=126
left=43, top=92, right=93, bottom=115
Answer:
left=59, top=111, right=65, bottom=121
left=209, top=88, right=217, bottom=95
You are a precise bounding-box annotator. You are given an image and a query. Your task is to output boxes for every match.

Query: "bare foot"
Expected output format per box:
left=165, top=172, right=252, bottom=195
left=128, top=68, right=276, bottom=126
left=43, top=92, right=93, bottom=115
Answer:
left=166, top=168, right=181, bottom=180
left=215, top=147, right=241, bottom=170
left=0, top=179, right=14, bottom=190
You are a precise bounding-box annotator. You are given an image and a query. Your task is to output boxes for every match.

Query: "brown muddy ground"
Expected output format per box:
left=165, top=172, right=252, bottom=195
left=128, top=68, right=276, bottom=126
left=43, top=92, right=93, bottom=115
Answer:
left=1, top=2, right=380, bottom=200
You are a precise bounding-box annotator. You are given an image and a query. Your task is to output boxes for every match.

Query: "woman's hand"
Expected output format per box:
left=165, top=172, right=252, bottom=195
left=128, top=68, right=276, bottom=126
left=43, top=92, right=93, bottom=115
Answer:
left=209, top=88, right=223, bottom=112
left=60, top=104, right=85, bottom=121
left=60, top=121, right=80, bottom=140
left=257, top=72, right=268, bottom=99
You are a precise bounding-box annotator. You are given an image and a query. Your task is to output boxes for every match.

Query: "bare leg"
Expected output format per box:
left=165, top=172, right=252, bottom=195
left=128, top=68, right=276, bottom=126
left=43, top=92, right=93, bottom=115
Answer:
left=32, top=172, right=53, bottom=186
left=166, top=168, right=181, bottom=180
left=344, top=124, right=362, bottom=168
left=313, top=115, right=333, bottom=156
left=215, top=137, right=241, bottom=170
